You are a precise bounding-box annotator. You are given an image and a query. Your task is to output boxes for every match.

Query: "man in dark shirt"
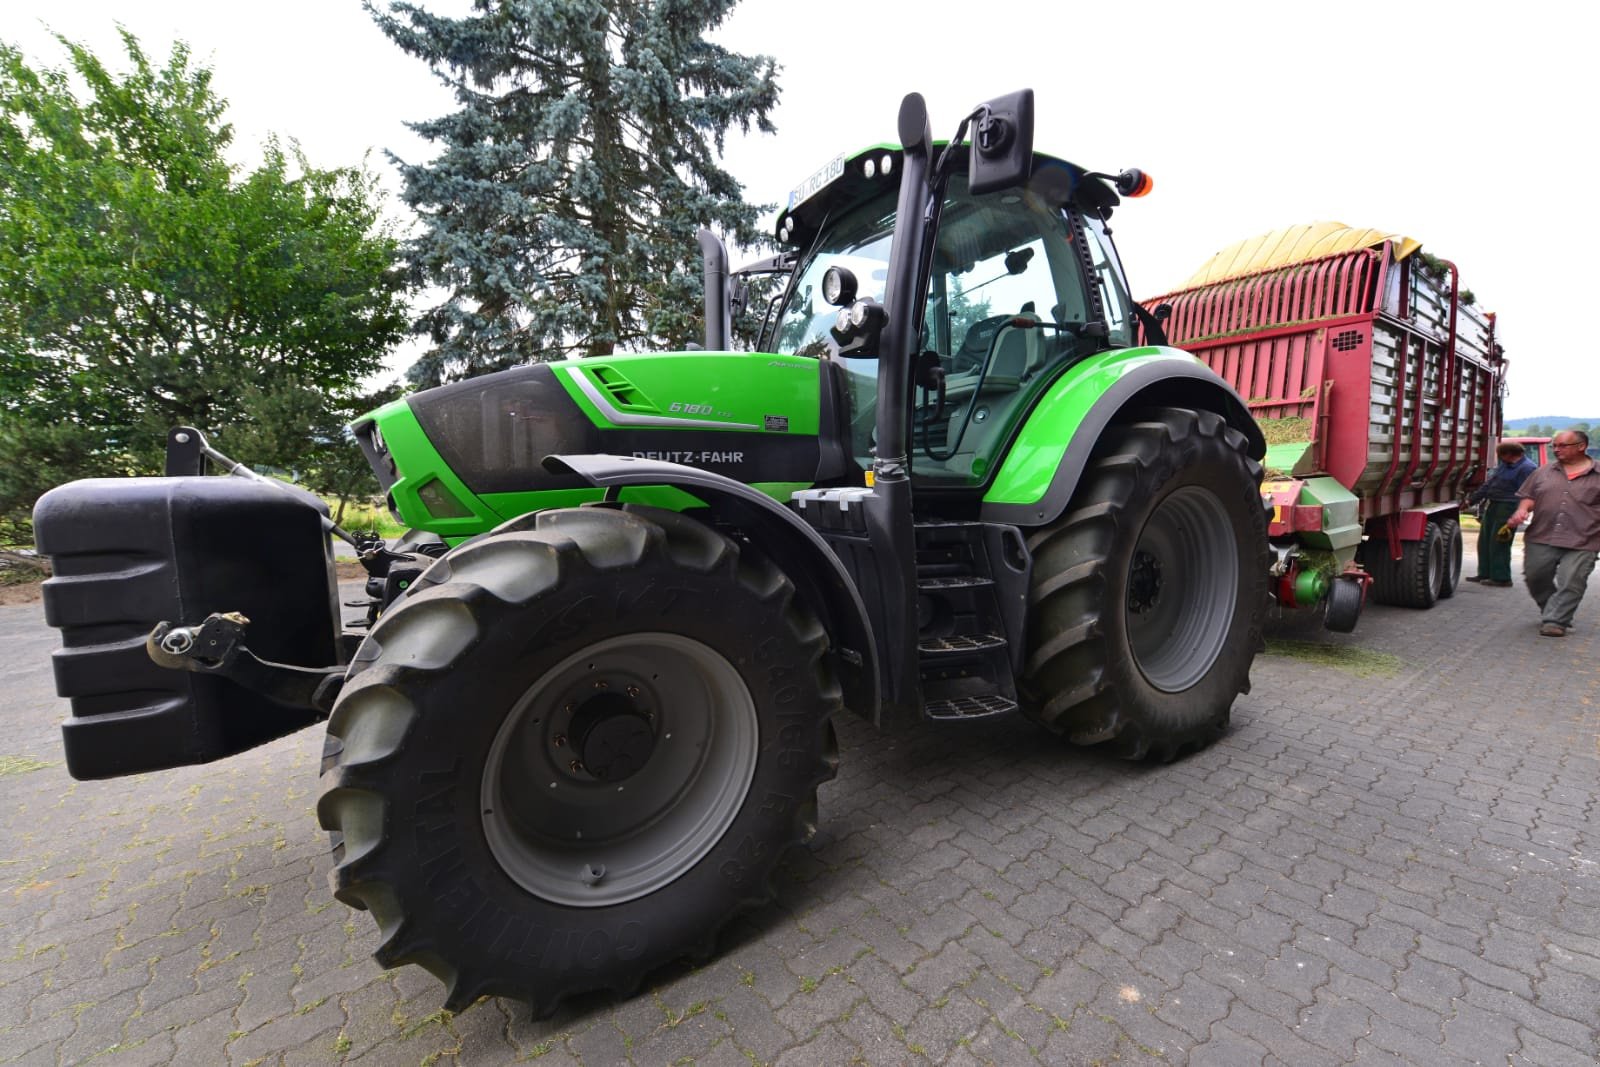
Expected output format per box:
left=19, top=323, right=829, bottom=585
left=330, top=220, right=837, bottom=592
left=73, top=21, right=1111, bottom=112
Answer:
left=1503, top=430, right=1600, bottom=636
left=1466, top=441, right=1536, bottom=586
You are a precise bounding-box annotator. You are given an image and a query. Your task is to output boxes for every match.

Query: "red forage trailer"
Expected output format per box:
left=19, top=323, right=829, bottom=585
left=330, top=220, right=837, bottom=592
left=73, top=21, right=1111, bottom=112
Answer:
left=1141, top=223, right=1505, bottom=632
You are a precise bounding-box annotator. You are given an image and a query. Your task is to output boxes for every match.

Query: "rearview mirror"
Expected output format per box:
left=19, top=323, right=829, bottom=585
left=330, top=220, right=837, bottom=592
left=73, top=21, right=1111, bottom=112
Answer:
left=968, top=89, right=1034, bottom=195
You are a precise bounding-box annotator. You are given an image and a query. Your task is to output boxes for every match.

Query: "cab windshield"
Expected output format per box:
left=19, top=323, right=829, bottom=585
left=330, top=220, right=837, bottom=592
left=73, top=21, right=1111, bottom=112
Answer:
left=773, top=171, right=1136, bottom=484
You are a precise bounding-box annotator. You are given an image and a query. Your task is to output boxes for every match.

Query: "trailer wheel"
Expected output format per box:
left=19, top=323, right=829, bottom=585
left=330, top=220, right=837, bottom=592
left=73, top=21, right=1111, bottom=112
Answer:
left=1383, top=523, right=1444, bottom=609
left=317, top=505, right=839, bottom=1016
left=1020, top=407, right=1268, bottom=761
left=1435, top=517, right=1463, bottom=599
left=1323, top=576, right=1365, bottom=633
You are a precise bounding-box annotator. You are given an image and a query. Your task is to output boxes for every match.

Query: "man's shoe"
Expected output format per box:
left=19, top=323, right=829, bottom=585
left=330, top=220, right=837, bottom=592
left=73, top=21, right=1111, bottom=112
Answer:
left=1465, top=576, right=1487, bottom=583
left=1539, top=623, right=1567, bottom=637
left=1488, top=580, right=1513, bottom=587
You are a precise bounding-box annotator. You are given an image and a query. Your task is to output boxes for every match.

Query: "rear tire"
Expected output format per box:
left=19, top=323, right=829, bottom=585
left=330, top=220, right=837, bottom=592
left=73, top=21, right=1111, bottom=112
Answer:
left=1436, top=517, right=1463, bottom=599
left=1019, top=407, right=1269, bottom=760
left=317, top=505, right=839, bottom=1015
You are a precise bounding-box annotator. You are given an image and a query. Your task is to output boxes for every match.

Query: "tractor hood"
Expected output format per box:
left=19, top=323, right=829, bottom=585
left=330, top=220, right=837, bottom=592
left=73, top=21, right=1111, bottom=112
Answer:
left=352, top=354, right=835, bottom=539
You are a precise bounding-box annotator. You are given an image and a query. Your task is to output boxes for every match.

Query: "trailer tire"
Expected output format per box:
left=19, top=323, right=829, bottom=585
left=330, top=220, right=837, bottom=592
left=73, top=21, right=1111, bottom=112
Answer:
left=1323, top=576, right=1365, bottom=633
left=1019, top=407, right=1268, bottom=761
left=1386, top=522, right=1444, bottom=609
left=1359, top=541, right=1398, bottom=605
left=1436, top=517, right=1463, bottom=599
left=317, top=505, right=839, bottom=1016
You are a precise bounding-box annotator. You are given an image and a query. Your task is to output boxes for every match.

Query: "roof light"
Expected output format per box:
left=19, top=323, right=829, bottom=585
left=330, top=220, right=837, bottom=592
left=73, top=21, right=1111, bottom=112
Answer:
left=1115, top=168, right=1154, bottom=197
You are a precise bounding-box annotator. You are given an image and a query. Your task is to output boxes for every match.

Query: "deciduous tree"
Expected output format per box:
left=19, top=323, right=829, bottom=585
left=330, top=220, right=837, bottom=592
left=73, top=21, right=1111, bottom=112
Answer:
left=0, top=32, right=409, bottom=540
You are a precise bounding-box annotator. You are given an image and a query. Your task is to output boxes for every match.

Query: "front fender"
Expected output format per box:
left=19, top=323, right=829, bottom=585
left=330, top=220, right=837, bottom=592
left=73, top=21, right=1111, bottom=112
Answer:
left=544, top=454, right=880, bottom=720
left=981, top=347, right=1264, bottom=527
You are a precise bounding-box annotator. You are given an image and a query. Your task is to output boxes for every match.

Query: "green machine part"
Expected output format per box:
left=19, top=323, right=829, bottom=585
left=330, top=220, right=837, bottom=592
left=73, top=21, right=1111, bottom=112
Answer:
left=1281, top=476, right=1363, bottom=602
left=363, top=352, right=826, bottom=540
left=1293, top=476, right=1362, bottom=563
left=982, top=347, right=1208, bottom=507
left=1292, top=566, right=1329, bottom=605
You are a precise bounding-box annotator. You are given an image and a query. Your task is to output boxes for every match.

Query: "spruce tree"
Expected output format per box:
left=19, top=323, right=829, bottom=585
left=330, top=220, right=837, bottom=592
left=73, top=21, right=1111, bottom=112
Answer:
left=371, top=0, right=779, bottom=384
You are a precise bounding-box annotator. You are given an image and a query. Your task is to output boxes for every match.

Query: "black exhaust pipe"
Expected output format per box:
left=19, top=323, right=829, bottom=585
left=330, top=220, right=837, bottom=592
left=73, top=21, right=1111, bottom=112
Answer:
left=697, top=228, right=730, bottom=351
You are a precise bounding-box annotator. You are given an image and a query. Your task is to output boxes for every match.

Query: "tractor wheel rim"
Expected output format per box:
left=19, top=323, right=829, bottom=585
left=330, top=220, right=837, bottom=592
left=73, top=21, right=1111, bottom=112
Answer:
left=481, top=632, right=758, bottom=907
left=1125, top=486, right=1239, bottom=692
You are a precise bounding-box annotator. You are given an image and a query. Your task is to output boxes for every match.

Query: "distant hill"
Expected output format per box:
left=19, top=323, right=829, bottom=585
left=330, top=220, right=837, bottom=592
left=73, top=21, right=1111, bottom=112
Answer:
left=1504, top=416, right=1595, bottom=431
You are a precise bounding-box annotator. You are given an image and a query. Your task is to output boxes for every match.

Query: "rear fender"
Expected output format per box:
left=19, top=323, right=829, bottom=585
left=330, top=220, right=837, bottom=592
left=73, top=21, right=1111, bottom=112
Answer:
left=980, top=347, right=1263, bottom=527
left=544, top=454, right=880, bottom=721
left=1364, top=507, right=1455, bottom=545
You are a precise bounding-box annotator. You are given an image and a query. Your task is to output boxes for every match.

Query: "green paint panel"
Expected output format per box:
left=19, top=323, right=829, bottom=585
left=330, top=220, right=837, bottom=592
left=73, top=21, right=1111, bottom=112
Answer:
left=1296, top=476, right=1363, bottom=558
left=363, top=356, right=822, bottom=539
left=365, top=395, right=815, bottom=539
left=551, top=352, right=822, bottom=434
left=1264, top=440, right=1309, bottom=476
left=983, top=347, right=1201, bottom=506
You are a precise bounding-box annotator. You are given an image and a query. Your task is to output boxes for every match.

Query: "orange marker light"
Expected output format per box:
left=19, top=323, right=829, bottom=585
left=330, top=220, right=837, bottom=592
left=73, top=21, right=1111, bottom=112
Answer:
left=1113, top=168, right=1154, bottom=198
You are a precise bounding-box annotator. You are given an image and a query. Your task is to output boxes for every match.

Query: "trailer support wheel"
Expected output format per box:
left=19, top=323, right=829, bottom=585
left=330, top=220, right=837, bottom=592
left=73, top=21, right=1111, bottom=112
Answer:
left=1323, top=576, right=1364, bottom=633
left=1020, top=407, right=1269, bottom=761
left=317, top=505, right=839, bottom=1016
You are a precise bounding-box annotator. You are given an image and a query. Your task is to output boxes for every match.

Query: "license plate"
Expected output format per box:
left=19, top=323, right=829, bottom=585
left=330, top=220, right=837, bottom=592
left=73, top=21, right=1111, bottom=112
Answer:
left=788, top=155, right=846, bottom=211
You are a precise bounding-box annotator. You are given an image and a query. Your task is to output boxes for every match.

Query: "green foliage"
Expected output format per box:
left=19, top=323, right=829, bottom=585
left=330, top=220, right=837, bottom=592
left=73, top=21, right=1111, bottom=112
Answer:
left=0, top=419, right=134, bottom=544
left=371, top=0, right=779, bottom=384
left=0, top=32, right=409, bottom=539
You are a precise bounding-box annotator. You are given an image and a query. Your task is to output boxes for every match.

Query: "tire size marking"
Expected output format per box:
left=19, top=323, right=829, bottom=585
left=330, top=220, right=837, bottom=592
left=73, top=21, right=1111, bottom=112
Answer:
left=613, top=581, right=692, bottom=620
left=545, top=582, right=698, bottom=647
left=718, top=834, right=769, bottom=890
left=759, top=791, right=794, bottom=818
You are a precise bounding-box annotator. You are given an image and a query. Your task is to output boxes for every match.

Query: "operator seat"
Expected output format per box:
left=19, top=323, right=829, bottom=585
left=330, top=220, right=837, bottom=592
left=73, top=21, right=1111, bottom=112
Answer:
left=990, top=308, right=1042, bottom=383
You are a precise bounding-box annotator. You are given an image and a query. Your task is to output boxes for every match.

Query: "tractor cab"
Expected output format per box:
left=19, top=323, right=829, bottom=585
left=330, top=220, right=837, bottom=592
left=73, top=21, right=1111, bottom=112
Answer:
left=763, top=140, right=1143, bottom=493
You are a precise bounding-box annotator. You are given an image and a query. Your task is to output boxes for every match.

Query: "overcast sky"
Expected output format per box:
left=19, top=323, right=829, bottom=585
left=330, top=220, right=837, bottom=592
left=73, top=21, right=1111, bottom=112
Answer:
left=3, top=0, right=1594, bottom=420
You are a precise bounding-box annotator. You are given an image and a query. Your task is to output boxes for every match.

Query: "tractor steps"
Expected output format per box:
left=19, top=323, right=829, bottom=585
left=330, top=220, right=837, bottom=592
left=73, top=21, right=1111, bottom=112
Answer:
left=918, top=633, right=1006, bottom=655
left=912, top=520, right=1029, bottom=720
left=925, top=694, right=1019, bottom=721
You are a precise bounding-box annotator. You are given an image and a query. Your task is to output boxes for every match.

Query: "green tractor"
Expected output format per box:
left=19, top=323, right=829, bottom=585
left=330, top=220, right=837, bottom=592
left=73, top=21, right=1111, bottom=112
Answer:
left=34, top=90, right=1269, bottom=1014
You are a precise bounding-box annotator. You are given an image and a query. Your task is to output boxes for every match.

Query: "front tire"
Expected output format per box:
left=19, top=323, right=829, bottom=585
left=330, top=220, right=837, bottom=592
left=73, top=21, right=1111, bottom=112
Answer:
left=1020, top=407, right=1269, bottom=760
left=317, top=505, right=839, bottom=1015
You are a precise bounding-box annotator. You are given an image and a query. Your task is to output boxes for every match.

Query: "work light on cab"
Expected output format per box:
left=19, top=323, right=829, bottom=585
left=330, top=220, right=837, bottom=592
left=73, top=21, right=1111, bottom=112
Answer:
left=822, top=265, right=857, bottom=307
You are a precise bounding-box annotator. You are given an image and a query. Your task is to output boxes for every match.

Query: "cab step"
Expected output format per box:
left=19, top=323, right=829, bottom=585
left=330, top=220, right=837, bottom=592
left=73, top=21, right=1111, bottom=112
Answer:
left=925, top=694, right=1019, bottom=720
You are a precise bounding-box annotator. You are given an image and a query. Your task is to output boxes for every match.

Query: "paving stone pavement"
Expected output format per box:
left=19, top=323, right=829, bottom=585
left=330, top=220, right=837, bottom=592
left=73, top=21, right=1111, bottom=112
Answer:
left=1, top=548, right=1596, bottom=1066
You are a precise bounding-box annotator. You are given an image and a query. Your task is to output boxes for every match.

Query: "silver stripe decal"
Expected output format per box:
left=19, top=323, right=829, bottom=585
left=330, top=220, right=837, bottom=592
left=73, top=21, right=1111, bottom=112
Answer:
left=559, top=365, right=761, bottom=430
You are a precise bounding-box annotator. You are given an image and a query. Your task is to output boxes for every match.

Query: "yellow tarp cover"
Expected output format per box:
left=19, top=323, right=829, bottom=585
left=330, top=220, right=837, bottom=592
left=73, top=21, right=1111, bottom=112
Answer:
left=1180, top=222, right=1423, bottom=290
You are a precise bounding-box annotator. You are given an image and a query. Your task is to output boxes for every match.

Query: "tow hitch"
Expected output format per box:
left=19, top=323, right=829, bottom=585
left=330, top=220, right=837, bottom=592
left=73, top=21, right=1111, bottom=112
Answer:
left=146, top=613, right=348, bottom=715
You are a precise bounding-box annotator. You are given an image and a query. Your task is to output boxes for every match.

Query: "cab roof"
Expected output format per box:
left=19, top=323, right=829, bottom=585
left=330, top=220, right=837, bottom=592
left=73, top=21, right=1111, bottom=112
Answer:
left=774, top=143, right=1118, bottom=249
